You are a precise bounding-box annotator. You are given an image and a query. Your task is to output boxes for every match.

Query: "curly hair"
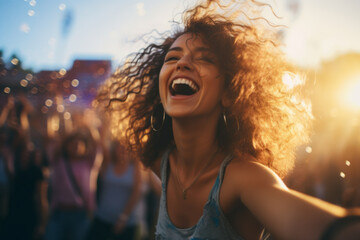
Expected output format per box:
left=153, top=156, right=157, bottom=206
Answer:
left=95, top=0, right=312, bottom=178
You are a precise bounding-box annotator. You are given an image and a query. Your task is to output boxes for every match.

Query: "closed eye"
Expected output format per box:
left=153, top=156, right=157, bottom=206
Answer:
left=196, top=57, right=215, bottom=64
left=164, top=56, right=179, bottom=62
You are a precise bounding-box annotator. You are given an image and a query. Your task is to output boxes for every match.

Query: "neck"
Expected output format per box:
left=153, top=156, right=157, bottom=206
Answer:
left=171, top=114, right=220, bottom=175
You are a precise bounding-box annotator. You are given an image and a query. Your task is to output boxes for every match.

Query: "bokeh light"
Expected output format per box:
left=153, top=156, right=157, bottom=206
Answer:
left=59, top=68, right=67, bottom=76
left=45, top=99, right=53, bottom=107
left=305, top=146, right=313, bottom=154
left=20, top=23, right=30, bottom=33
left=64, top=111, right=71, bottom=120
left=4, top=87, right=11, bottom=94
left=20, top=79, right=28, bottom=87
left=57, top=105, right=65, bottom=113
left=59, top=3, right=66, bottom=11
left=71, top=79, right=79, bottom=87
left=26, top=73, right=33, bottom=81
left=69, top=94, right=77, bottom=102
left=41, top=106, right=48, bottom=114
left=29, top=0, right=36, bottom=7
left=11, top=58, right=19, bottom=65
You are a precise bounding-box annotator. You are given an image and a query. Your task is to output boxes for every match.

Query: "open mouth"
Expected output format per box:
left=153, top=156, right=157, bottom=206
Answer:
left=169, top=78, right=199, bottom=96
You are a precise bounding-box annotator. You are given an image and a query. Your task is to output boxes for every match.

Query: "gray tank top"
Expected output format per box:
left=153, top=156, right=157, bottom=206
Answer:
left=155, top=148, right=271, bottom=240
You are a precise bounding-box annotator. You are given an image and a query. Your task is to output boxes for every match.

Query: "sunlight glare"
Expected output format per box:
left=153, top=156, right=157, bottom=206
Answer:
left=340, top=75, right=360, bottom=110
left=282, top=72, right=303, bottom=90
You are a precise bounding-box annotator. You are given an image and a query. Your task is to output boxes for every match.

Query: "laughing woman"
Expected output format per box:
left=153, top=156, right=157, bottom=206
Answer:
left=96, top=0, right=360, bottom=239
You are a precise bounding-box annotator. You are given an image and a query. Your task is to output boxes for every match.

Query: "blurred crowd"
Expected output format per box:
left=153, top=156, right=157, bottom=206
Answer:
left=0, top=95, right=160, bottom=240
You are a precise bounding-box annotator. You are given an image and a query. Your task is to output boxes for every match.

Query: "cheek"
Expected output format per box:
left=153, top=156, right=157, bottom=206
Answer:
left=158, top=66, right=168, bottom=101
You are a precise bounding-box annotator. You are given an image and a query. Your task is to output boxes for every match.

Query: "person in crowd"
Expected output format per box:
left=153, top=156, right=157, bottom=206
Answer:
left=87, top=139, right=142, bottom=240
left=96, top=0, right=360, bottom=239
left=3, top=128, right=47, bottom=240
left=45, top=127, right=102, bottom=240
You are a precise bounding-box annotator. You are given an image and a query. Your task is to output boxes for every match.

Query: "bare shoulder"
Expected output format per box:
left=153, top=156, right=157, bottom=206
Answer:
left=224, top=153, right=288, bottom=194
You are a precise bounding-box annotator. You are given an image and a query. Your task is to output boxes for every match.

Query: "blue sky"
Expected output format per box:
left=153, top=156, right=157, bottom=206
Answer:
left=1, top=0, right=360, bottom=71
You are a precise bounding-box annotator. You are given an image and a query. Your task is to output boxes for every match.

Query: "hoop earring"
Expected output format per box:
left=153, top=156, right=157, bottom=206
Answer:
left=235, top=117, right=240, bottom=132
left=223, top=113, right=240, bottom=132
left=223, top=113, right=228, bottom=128
left=151, top=105, right=166, bottom=132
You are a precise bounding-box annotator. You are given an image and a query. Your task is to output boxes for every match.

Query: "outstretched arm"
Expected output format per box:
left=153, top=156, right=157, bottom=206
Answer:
left=229, top=159, right=360, bottom=240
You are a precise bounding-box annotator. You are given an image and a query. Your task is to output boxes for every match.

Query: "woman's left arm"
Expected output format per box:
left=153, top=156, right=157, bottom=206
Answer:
left=230, top=159, right=360, bottom=240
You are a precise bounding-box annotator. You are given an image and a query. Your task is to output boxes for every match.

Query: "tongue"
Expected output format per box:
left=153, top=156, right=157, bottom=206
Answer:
left=171, top=84, right=196, bottom=96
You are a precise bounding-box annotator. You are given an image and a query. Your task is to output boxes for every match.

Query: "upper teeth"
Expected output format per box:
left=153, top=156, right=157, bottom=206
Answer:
left=172, top=78, right=199, bottom=92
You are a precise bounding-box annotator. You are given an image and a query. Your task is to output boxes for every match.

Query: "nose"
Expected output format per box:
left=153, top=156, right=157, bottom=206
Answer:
left=176, top=55, right=193, bottom=71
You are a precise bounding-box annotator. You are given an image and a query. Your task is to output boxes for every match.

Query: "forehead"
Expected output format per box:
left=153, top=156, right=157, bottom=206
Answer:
left=170, top=33, right=209, bottom=50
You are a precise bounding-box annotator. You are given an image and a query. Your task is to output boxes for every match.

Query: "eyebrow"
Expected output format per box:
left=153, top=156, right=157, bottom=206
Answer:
left=167, top=46, right=212, bottom=53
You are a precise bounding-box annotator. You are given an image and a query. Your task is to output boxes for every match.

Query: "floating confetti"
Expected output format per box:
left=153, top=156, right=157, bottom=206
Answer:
left=28, top=10, right=35, bottom=16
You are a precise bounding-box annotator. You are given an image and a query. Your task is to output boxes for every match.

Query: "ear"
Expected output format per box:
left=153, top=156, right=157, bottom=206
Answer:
left=221, top=89, right=232, bottom=108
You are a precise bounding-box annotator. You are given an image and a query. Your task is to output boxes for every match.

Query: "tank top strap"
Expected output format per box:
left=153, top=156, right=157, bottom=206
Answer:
left=219, top=153, right=234, bottom=184
left=207, top=153, right=234, bottom=199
